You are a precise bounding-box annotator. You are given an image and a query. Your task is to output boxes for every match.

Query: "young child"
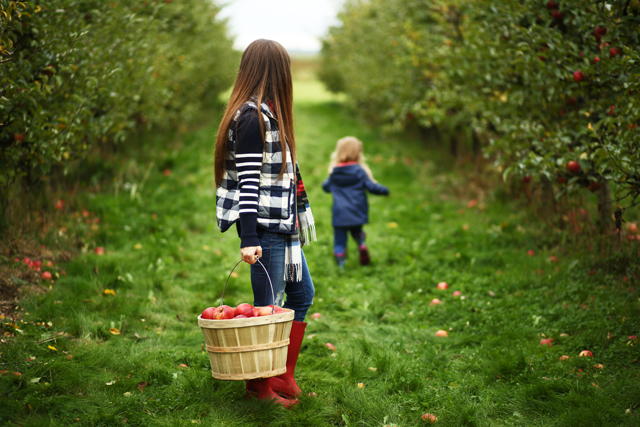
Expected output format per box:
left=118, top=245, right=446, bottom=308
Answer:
left=322, top=136, right=389, bottom=267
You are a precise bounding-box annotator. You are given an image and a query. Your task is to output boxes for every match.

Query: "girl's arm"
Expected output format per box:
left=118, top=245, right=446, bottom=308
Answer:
left=322, top=176, right=332, bottom=192
left=236, top=110, right=264, bottom=255
left=362, top=169, right=389, bottom=196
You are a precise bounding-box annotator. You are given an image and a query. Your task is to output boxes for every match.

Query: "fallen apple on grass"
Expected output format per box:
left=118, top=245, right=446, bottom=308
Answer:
left=579, top=350, right=593, bottom=357
left=437, top=282, right=448, bottom=290
left=628, top=335, right=638, bottom=342
left=435, top=330, right=448, bottom=337
left=430, top=299, right=441, bottom=306
left=421, top=413, right=438, bottom=423
left=452, top=291, right=461, bottom=297
left=539, top=339, right=553, bottom=346
left=325, top=343, right=336, bottom=351
left=559, top=355, right=570, bottom=361
left=527, top=250, right=535, bottom=256
left=310, top=312, right=322, bottom=320
left=94, top=247, right=105, bottom=256
left=41, top=271, right=52, bottom=280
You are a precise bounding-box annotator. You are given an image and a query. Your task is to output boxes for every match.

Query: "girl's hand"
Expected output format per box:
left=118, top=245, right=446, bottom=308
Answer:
left=241, top=246, right=262, bottom=264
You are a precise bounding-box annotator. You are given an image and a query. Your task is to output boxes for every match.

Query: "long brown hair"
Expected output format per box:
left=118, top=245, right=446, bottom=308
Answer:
left=215, top=39, right=295, bottom=187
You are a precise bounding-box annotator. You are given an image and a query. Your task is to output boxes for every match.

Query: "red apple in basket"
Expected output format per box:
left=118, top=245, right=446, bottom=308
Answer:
left=213, top=305, right=235, bottom=320
left=271, top=305, right=285, bottom=314
left=201, top=307, right=216, bottom=319
left=253, top=307, right=261, bottom=317
left=234, top=315, right=248, bottom=319
left=234, top=303, right=254, bottom=318
left=257, top=306, right=275, bottom=316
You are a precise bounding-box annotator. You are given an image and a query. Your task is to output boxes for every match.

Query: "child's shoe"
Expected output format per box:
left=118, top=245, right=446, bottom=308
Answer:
left=358, top=245, right=370, bottom=266
left=335, top=253, right=346, bottom=269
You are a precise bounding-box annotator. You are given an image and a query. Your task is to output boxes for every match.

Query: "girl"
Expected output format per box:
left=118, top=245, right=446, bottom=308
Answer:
left=322, top=136, right=389, bottom=268
left=214, top=39, right=316, bottom=408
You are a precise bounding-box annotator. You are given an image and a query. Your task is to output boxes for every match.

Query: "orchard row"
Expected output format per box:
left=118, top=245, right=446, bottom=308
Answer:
left=0, top=0, right=236, bottom=206
left=320, top=0, right=640, bottom=227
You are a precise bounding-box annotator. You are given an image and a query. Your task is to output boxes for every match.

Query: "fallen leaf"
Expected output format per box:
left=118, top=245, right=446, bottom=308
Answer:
left=134, top=244, right=142, bottom=250
left=137, top=381, right=149, bottom=391
left=103, top=289, right=116, bottom=296
left=386, top=222, right=399, bottom=229
left=109, top=328, right=120, bottom=335
left=30, top=377, right=41, bottom=383
left=106, top=380, right=116, bottom=385
left=357, top=383, right=364, bottom=388
left=48, top=345, right=57, bottom=351
left=368, top=367, right=377, bottom=371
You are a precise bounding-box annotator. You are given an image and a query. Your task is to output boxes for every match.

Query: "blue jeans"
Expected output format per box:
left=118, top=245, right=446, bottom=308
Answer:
left=333, top=226, right=365, bottom=255
left=250, top=230, right=314, bottom=322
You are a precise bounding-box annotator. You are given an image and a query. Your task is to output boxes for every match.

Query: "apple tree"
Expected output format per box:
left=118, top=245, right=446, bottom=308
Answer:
left=0, top=0, right=236, bottom=212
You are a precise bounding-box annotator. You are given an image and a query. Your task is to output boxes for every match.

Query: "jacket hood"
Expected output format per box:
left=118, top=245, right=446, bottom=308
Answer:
left=330, top=164, right=362, bottom=186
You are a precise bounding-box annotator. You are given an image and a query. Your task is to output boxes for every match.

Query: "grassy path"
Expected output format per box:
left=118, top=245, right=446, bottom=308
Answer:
left=1, top=81, right=639, bottom=427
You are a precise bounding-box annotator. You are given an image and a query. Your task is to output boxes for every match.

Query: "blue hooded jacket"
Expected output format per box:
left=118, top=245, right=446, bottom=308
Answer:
left=322, top=163, right=389, bottom=227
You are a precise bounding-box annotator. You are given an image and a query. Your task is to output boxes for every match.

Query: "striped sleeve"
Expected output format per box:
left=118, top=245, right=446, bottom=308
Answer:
left=235, top=110, right=264, bottom=248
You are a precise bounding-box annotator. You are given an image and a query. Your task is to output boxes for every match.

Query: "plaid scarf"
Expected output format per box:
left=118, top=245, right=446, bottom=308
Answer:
left=285, top=167, right=316, bottom=282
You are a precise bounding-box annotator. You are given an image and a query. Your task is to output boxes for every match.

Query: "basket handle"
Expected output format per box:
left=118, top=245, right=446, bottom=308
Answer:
left=220, top=257, right=276, bottom=315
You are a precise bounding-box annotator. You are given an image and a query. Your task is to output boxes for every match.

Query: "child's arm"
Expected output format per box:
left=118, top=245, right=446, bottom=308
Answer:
left=363, top=171, right=389, bottom=196
left=322, top=176, right=332, bottom=193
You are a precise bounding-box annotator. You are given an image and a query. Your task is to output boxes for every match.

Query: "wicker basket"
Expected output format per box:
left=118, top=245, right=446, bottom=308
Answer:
left=198, top=308, right=294, bottom=380
left=198, top=258, right=293, bottom=380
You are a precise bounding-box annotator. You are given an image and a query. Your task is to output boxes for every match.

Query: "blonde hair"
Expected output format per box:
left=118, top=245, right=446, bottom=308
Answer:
left=328, top=136, right=375, bottom=181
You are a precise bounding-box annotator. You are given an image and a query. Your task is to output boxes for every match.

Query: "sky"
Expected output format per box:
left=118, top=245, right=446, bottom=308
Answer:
left=217, top=0, right=344, bottom=54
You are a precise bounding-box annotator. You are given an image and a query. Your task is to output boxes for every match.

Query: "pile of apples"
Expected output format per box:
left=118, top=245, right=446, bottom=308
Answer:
left=201, top=303, right=285, bottom=320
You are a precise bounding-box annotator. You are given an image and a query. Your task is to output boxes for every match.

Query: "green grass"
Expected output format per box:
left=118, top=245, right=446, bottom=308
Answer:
left=1, top=80, right=639, bottom=427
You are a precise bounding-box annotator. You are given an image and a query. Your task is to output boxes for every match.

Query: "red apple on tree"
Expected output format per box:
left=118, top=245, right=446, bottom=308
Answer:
left=234, top=303, right=254, bottom=318
left=593, top=56, right=600, bottom=64
left=567, top=161, right=580, bottom=173
left=523, top=175, right=532, bottom=184
left=573, top=70, right=584, bottom=82
left=14, top=133, right=24, bottom=142
left=546, top=0, right=557, bottom=9
left=609, top=47, right=620, bottom=58
left=629, top=223, right=638, bottom=234
left=552, top=10, right=562, bottom=19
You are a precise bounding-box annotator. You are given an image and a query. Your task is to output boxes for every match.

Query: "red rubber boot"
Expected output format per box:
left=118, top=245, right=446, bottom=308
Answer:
left=245, top=377, right=298, bottom=408
left=269, top=320, right=307, bottom=398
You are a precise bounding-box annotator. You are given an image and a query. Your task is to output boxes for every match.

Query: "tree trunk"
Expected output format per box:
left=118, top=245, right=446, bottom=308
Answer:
left=472, top=129, right=481, bottom=158
left=598, top=179, right=612, bottom=232
left=540, top=175, right=557, bottom=212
